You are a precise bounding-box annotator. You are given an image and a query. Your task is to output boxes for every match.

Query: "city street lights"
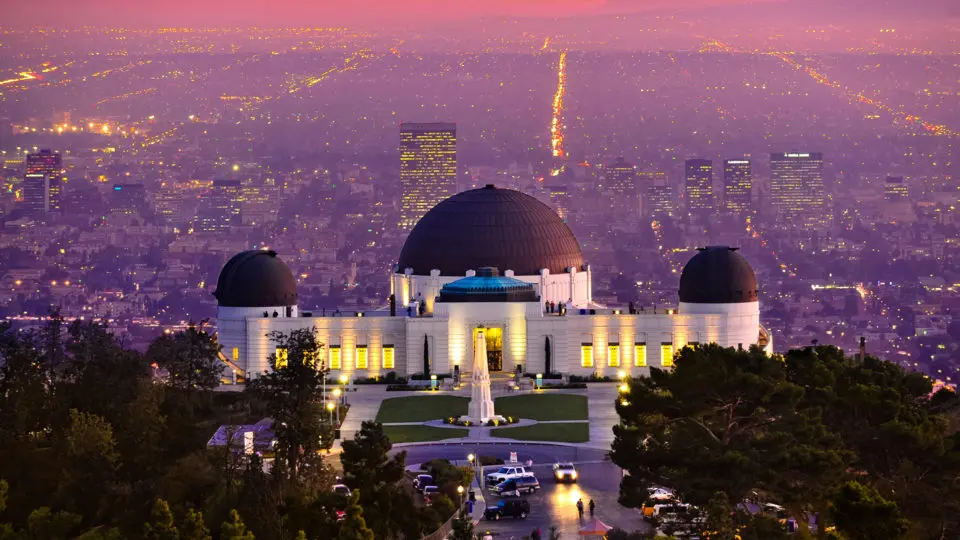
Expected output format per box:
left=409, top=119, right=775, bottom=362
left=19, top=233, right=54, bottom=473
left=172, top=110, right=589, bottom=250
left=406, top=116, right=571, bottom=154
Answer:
left=457, top=485, right=465, bottom=508
left=326, top=401, right=335, bottom=424
left=467, top=453, right=479, bottom=491
left=332, top=388, right=342, bottom=424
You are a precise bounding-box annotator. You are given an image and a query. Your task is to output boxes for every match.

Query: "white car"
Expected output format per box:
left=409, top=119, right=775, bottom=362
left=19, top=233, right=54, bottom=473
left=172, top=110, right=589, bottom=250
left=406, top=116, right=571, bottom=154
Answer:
left=647, top=486, right=676, bottom=501
left=332, top=484, right=352, bottom=496
left=485, top=466, right=534, bottom=485
left=552, top=462, right=578, bottom=483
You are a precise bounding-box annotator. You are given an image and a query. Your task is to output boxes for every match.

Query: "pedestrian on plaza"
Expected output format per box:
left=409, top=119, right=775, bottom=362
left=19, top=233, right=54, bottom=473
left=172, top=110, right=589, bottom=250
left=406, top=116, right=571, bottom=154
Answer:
left=589, top=499, right=595, bottom=517
left=576, top=498, right=584, bottom=519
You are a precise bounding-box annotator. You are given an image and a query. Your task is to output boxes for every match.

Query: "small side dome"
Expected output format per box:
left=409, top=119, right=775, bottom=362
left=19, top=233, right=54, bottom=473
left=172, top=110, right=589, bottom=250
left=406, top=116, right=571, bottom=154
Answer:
left=679, top=246, right=758, bottom=304
left=214, top=250, right=298, bottom=307
left=438, top=267, right=539, bottom=303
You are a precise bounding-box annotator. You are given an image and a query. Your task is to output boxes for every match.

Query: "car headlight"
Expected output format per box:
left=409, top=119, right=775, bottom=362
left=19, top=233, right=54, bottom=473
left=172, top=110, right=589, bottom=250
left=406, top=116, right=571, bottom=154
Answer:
left=571, top=471, right=578, bottom=479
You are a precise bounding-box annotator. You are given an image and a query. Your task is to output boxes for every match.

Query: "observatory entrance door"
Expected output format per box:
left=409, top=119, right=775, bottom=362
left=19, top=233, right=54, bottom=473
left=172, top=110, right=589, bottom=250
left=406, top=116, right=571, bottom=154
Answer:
left=473, top=327, right=503, bottom=372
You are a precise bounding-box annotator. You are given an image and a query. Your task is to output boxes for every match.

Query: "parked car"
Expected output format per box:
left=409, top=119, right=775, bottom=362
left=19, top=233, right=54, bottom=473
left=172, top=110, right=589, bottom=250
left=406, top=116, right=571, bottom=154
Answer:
left=423, top=485, right=439, bottom=503
left=332, top=484, right=352, bottom=496
left=413, top=474, right=433, bottom=492
left=647, top=486, right=676, bottom=501
left=484, top=498, right=531, bottom=520
left=495, top=476, right=540, bottom=497
left=485, top=466, right=534, bottom=485
left=552, top=462, right=578, bottom=483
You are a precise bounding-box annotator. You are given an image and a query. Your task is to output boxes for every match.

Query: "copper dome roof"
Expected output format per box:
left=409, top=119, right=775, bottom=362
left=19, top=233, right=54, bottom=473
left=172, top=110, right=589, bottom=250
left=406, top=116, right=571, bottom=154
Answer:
left=397, top=185, right=585, bottom=276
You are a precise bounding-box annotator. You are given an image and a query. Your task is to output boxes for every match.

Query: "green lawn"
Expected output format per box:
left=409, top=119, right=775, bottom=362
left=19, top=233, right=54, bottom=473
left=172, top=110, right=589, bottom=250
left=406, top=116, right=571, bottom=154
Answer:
left=490, top=422, right=589, bottom=443
left=493, top=394, right=588, bottom=421
left=382, top=425, right=468, bottom=444
left=374, top=395, right=469, bottom=423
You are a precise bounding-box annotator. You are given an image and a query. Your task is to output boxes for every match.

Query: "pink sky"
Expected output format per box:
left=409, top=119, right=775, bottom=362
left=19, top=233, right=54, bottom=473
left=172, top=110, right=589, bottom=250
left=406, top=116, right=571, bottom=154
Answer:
left=5, top=0, right=774, bottom=27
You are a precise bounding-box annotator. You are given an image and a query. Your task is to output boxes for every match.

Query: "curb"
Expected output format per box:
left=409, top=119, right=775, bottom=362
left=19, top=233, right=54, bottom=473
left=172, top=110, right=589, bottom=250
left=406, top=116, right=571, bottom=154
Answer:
left=392, top=439, right=612, bottom=451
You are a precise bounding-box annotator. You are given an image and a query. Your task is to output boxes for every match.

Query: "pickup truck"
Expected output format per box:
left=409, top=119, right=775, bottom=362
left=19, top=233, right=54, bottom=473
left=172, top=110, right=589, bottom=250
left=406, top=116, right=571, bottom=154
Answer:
left=485, top=466, right=535, bottom=485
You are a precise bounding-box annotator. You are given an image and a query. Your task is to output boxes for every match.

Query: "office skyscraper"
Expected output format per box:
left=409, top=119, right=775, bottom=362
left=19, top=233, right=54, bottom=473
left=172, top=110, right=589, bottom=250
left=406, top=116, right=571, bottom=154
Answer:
left=25, top=149, right=64, bottom=214
left=399, top=122, right=457, bottom=230
left=770, top=152, right=827, bottom=229
left=22, top=174, right=53, bottom=216
left=198, top=180, right=242, bottom=233
left=723, top=159, right=752, bottom=213
left=646, top=181, right=674, bottom=218
left=884, top=176, right=908, bottom=201
left=109, top=183, right=146, bottom=215
left=684, top=159, right=714, bottom=219
left=606, top=158, right=636, bottom=197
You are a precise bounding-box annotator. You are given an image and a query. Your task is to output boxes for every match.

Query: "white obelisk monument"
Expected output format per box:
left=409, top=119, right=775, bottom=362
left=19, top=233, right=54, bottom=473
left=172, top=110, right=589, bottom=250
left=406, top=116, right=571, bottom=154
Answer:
left=469, top=329, right=496, bottom=423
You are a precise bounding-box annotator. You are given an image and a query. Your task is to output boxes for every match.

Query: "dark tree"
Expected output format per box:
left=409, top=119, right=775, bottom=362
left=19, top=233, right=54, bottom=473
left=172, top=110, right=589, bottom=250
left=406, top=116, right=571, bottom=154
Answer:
left=830, top=481, right=908, bottom=540
left=146, top=323, right=223, bottom=391
left=249, top=329, right=330, bottom=481
left=544, top=336, right=552, bottom=374
left=423, top=335, right=430, bottom=376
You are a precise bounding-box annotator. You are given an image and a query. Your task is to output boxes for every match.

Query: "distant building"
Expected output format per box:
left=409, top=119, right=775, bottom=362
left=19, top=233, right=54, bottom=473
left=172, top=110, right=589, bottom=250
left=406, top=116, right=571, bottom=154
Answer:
left=723, top=159, right=752, bottom=213
left=548, top=185, right=571, bottom=221
left=770, top=152, right=827, bottom=229
left=646, top=181, right=674, bottom=218
left=109, top=183, right=145, bottom=215
left=24, top=149, right=64, bottom=215
left=605, top=157, right=636, bottom=198
left=198, top=180, right=242, bottom=233
left=884, top=176, right=908, bottom=201
left=399, top=122, right=457, bottom=230
left=21, top=174, right=54, bottom=216
left=684, top=159, right=713, bottom=219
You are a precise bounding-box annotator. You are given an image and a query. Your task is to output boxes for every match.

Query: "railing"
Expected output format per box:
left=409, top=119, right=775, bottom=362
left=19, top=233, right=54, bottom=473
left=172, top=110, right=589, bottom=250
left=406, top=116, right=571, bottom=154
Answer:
left=422, top=503, right=467, bottom=540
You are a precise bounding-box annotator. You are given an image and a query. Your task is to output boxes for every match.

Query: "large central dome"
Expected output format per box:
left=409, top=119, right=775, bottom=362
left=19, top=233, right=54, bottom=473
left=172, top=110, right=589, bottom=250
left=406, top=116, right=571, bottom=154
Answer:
left=397, top=185, right=585, bottom=276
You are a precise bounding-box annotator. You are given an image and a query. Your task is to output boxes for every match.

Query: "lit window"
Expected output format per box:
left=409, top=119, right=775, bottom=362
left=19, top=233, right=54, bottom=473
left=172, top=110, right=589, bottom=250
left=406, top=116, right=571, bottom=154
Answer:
left=581, top=343, right=594, bottom=368
left=329, top=346, right=341, bottom=370
left=607, top=343, right=620, bottom=367
left=232, top=347, right=239, bottom=361
left=383, top=345, right=395, bottom=369
left=634, top=343, right=647, bottom=367
left=661, top=343, right=674, bottom=367
left=356, top=346, right=368, bottom=369
left=275, top=348, right=288, bottom=369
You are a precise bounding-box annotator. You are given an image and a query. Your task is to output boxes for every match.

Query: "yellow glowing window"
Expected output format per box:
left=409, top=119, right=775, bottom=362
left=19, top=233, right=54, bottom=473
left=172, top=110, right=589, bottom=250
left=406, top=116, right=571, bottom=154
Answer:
left=275, top=348, right=288, bottom=369
left=634, top=343, right=647, bottom=367
left=356, top=346, right=368, bottom=369
left=607, top=343, right=620, bottom=367
left=329, top=346, right=341, bottom=370
left=581, top=343, right=594, bottom=368
left=232, top=347, right=239, bottom=361
left=661, top=343, right=674, bottom=367
left=383, top=346, right=395, bottom=369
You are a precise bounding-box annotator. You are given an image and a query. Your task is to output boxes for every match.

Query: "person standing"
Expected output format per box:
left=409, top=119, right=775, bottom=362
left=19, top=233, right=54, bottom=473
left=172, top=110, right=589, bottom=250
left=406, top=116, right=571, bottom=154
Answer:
left=589, top=499, right=596, bottom=517
left=576, top=498, right=584, bottom=519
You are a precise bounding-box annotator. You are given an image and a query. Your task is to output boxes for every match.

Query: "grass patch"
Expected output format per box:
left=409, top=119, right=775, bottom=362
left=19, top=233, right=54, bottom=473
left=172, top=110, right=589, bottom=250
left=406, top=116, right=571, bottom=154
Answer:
left=382, top=425, right=468, bottom=444
left=490, top=422, right=589, bottom=443
left=494, top=394, right=588, bottom=421
left=375, top=395, right=469, bottom=423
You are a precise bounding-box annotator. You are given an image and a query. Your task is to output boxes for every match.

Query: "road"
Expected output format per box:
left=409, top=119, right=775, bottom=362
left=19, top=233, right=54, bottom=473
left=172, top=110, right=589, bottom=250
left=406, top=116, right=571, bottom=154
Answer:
left=395, top=444, right=652, bottom=538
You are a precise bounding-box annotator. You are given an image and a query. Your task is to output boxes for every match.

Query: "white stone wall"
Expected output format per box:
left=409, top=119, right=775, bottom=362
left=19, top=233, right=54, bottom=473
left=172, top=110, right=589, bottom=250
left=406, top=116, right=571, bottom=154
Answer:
left=219, top=299, right=763, bottom=383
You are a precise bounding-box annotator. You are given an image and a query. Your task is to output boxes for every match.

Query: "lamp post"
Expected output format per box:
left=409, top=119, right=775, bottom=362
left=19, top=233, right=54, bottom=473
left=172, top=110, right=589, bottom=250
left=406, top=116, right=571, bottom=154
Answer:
left=332, top=388, right=342, bottom=424
left=467, top=453, right=478, bottom=491
left=338, top=374, right=348, bottom=404
left=326, top=401, right=335, bottom=424
left=457, top=485, right=465, bottom=509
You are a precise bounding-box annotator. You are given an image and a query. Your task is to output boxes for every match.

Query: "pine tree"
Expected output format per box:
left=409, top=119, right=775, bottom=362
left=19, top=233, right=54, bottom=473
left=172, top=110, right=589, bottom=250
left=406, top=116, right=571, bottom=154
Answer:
left=180, top=509, right=212, bottom=540
left=337, top=491, right=374, bottom=540
left=449, top=513, right=474, bottom=540
left=143, top=499, right=179, bottom=540
left=221, top=509, right=255, bottom=540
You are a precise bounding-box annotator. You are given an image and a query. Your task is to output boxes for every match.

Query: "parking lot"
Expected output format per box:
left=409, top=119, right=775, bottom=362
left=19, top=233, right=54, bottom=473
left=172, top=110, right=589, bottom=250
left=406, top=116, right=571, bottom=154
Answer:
left=473, top=462, right=653, bottom=539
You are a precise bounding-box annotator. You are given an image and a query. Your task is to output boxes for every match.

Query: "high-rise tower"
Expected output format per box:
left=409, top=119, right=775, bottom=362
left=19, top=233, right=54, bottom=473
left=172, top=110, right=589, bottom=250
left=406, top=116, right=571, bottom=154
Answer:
left=684, top=159, right=714, bottom=220
left=770, top=152, right=827, bottom=229
left=399, top=122, right=457, bottom=230
left=723, top=159, right=752, bottom=213
left=24, top=149, right=64, bottom=215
